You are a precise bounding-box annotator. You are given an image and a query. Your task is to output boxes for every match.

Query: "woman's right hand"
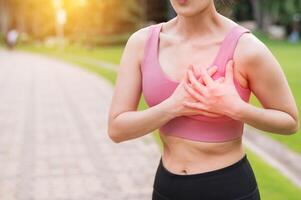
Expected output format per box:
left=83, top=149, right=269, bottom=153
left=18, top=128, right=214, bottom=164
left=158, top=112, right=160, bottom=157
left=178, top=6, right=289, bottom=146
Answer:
left=166, top=64, right=225, bottom=118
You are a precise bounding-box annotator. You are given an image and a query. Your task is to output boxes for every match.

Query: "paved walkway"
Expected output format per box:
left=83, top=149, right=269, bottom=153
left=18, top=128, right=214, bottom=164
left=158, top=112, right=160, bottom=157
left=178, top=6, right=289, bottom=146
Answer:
left=243, top=125, right=301, bottom=189
left=0, top=49, right=161, bottom=200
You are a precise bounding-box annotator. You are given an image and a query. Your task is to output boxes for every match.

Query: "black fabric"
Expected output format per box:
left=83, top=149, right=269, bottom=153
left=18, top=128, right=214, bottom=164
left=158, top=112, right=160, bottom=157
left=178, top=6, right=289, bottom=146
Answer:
left=152, top=153, right=261, bottom=200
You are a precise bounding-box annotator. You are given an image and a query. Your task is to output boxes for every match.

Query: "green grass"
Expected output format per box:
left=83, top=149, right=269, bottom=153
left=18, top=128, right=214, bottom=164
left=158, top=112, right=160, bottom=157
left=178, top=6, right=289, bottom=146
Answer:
left=8, top=35, right=301, bottom=199
left=18, top=43, right=123, bottom=64
left=16, top=43, right=122, bottom=84
left=245, top=148, right=301, bottom=200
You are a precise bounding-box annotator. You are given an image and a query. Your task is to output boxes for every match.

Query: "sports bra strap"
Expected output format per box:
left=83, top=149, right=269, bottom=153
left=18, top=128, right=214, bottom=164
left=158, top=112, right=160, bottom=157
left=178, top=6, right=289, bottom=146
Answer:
left=142, top=23, right=162, bottom=68
left=216, top=26, right=251, bottom=75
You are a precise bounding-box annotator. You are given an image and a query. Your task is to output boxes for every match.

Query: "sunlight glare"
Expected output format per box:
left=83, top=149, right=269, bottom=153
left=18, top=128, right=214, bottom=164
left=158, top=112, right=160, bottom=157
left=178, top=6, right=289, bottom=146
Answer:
left=76, top=0, right=87, bottom=6
left=53, top=0, right=62, bottom=8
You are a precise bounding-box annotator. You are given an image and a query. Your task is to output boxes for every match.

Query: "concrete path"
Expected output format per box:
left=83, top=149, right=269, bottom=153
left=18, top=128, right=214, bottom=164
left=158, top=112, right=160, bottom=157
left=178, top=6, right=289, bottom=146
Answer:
left=243, top=125, right=301, bottom=189
left=0, top=49, right=161, bottom=200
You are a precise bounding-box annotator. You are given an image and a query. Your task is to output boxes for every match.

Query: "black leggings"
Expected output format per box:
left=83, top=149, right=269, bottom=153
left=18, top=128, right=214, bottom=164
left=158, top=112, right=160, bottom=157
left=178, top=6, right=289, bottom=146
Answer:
left=152, top=153, right=261, bottom=200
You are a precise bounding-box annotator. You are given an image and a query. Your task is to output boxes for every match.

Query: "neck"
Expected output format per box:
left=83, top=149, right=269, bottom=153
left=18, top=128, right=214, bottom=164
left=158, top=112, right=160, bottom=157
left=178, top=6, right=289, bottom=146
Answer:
left=174, top=4, right=223, bottom=39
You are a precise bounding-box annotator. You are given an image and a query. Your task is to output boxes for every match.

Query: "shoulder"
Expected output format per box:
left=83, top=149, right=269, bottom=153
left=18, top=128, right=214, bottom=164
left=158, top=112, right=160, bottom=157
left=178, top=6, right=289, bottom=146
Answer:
left=127, top=25, right=152, bottom=46
left=123, top=24, right=156, bottom=63
left=234, top=31, right=275, bottom=73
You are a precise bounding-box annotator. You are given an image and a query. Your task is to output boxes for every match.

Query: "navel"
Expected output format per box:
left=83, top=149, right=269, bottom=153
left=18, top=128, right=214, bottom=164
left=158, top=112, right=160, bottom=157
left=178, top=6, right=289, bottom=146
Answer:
left=181, top=169, right=188, bottom=174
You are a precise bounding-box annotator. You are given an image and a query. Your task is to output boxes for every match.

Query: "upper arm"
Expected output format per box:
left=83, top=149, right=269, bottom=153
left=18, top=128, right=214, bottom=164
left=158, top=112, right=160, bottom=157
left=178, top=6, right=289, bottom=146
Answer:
left=108, top=26, right=150, bottom=122
left=235, top=33, right=299, bottom=122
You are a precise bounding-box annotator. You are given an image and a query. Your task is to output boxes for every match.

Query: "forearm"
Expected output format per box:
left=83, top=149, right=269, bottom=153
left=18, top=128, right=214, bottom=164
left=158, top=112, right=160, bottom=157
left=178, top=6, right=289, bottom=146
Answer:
left=108, top=99, right=177, bottom=143
left=230, top=100, right=299, bottom=135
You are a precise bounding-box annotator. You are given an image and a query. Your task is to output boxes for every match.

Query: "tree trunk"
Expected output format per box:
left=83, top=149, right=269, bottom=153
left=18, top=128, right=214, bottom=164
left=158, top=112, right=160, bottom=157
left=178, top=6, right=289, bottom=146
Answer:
left=250, top=0, right=263, bottom=29
left=0, top=0, right=11, bottom=34
left=16, top=2, right=26, bottom=33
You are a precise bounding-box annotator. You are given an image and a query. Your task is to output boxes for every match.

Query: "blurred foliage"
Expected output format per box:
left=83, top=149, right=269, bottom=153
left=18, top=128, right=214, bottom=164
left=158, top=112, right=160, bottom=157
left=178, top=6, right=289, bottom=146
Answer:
left=232, top=0, right=301, bottom=30
left=0, top=0, right=56, bottom=39
left=232, top=0, right=253, bottom=20
left=0, top=32, right=4, bottom=44
left=261, top=0, right=301, bottom=26
left=1, top=0, right=301, bottom=43
left=0, top=0, right=145, bottom=43
left=63, top=0, right=144, bottom=38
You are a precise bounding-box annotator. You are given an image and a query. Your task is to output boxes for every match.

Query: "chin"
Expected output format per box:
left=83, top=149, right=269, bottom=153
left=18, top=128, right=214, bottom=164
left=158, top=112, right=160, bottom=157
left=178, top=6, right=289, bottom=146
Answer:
left=170, top=0, right=212, bottom=17
left=174, top=7, right=202, bottom=17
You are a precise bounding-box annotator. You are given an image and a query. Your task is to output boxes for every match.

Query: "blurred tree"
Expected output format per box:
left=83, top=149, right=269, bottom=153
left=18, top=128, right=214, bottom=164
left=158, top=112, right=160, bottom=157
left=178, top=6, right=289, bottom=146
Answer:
left=64, top=0, right=144, bottom=43
left=100, top=0, right=144, bottom=34
left=145, top=0, right=168, bottom=22
left=25, top=0, right=55, bottom=39
left=232, top=0, right=253, bottom=21
left=0, top=0, right=145, bottom=42
left=0, top=0, right=10, bottom=34
left=8, top=0, right=300, bottom=42
left=250, top=0, right=301, bottom=30
left=0, top=0, right=56, bottom=39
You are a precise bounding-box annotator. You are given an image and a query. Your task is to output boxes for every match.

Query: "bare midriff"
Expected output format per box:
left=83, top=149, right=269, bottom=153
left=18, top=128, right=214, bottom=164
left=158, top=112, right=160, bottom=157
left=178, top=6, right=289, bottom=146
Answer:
left=159, top=133, right=245, bottom=175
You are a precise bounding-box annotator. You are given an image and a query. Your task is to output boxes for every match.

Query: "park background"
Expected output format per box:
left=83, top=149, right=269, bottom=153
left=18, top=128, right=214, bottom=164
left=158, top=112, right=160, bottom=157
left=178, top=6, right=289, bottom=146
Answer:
left=0, top=0, right=301, bottom=199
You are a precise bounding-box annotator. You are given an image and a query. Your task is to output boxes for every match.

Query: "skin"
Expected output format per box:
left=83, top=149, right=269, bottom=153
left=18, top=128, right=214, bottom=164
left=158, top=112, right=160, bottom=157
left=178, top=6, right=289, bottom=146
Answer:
left=108, top=0, right=299, bottom=175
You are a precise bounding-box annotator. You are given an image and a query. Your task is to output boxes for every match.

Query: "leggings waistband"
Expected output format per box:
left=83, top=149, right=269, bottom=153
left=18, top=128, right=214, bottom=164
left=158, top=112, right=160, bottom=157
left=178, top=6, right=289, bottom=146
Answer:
left=159, top=153, right=248, bottom=179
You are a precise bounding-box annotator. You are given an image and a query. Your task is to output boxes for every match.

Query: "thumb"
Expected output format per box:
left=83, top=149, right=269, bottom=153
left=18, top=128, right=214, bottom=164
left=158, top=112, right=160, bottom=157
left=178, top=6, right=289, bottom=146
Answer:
left=225, top=60, right=234, bottom=84
left=216, top=77, right=225, bottom=84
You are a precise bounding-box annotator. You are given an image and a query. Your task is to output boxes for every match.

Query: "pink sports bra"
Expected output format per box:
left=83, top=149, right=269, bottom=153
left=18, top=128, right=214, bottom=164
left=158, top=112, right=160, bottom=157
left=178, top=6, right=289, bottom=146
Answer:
left=141, top=22, right=251, bottom=142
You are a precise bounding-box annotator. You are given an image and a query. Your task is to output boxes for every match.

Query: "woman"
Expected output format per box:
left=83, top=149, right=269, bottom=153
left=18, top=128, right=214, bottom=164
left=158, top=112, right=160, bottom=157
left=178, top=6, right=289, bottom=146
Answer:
left=108, top=0, right=299, bottom=199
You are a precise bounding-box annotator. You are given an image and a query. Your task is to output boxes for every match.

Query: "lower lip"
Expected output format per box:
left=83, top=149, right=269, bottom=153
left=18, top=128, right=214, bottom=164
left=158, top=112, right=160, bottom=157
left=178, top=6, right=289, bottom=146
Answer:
left=178, top=0, right=188, bottom=5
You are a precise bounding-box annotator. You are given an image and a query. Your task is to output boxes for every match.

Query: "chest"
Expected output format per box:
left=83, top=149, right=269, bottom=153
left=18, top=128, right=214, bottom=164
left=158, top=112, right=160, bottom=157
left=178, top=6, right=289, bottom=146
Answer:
left=158, top=38, right=222, bottom=82
left=157, top=37, right=248, bottom=88
left=141, top=31, right=250, bottom=107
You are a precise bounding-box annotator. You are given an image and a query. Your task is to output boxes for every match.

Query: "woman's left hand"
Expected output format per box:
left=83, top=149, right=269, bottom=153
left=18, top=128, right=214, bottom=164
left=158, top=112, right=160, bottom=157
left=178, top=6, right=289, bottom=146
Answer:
left=182, top=60, right=244, bottom=118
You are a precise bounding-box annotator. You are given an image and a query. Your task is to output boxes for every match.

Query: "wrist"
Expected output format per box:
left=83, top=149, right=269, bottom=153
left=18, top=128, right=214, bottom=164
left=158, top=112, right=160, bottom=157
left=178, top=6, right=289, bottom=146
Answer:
left=162, top=99, right=181, bottom=119
left=228, top=99, right=248, bottom=121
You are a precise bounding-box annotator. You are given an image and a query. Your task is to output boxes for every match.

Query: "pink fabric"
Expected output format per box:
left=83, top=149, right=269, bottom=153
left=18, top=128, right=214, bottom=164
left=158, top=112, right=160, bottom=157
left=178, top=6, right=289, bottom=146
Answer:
left=141, top=22, right=251, bottom=142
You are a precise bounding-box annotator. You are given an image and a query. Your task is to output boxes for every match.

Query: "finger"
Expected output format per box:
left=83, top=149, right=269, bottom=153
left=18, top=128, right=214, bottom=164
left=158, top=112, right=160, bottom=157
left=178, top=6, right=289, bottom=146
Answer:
left=182, top=66, right=190, bottom=84
left=182, top=101, right=221, bottom=117
left=225, top=60, right=234, bottom=84
left=185, top=64, right=195, bottom=84
left=182, top=101, right=205, bottom=111
left=206, top=66, right=218, bottom=77
left=200, top=67, right=214, bottom=86
left=198, top=111, right=222, bottom=118
left=187, top=69, right=207, bottom=95
left=197, top=76, right=205, bottom=85
left=216, top=77, right=225, bottom=84
left=198, top=66, right=218, bottom=84
left=188, top=64, right=193, bottom=69
left=183, top=82, right=205, bottom=102
left=192, top=64, right=201, bottom=79
left=193, top=111, right=221, bottom=118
